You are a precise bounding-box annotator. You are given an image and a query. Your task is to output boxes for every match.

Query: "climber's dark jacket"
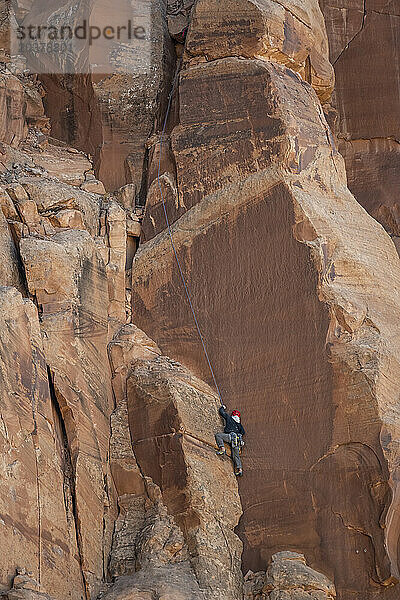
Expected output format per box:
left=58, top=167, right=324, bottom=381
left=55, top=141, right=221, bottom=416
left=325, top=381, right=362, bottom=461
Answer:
left=219, top=406, right=245, bottom=436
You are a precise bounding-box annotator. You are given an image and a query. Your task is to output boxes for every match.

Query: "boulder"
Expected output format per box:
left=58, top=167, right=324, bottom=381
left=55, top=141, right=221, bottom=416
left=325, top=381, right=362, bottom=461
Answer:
left=264, top=552, right=335, bottom=597
left=17, top=177, right=102, bottom=236
left=22, top=141, right=94, bottom=188
left=244, top=552, right=336, bottom=599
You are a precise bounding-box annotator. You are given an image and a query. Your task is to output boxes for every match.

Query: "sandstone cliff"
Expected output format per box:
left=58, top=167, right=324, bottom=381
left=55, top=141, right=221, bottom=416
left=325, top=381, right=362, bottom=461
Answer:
left=25, top=0, right=175, bottom=192
left=319, top=0, right=400, bottom=248
left=0, top=1, right=399, bottom=600
left=0, top=38, right=244, bottom=598
left=132, top=1, right=400, bottom=598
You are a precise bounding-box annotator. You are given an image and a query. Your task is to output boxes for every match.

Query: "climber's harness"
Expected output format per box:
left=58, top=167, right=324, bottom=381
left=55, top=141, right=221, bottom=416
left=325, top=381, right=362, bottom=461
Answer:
left=230, top=432, right=244, bottom=453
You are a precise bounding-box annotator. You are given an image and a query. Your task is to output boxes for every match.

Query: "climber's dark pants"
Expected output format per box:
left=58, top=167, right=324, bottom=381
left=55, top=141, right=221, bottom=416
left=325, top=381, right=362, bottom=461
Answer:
left=215, top=432, right=242, bottom=470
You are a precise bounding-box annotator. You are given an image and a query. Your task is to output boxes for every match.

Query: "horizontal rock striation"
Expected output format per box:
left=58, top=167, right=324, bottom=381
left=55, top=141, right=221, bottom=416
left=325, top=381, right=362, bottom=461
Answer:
left=186, top=0, right=334, bottom=102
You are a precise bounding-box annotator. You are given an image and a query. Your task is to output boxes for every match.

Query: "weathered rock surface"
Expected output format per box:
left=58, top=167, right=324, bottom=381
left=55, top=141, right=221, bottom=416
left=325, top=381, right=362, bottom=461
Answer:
left=19, top=227, right=116, bottom=597
left=106, top=324, right=243, bottom=600
left=0, top=128, right=244, bottom=598
left=185, top=0, right=334, bottom=102
left=0, top=569, right=56, bottom=600
left=0, top=35, right=46, bottom=146
left=0, top=96, right=245, bottom=599
left=2, top=0, right=400, bottom=599
left=319, top=0, right=400, bottom=243
left=93, top=0, right=174, bottom=193
left=142, top=0, right=334, bottom=239
left=167, top=0, right=194, bottom=40
left=0, top=71, right=27, bottom=146
left=0, top=137, right=127, bottom=598
left=0, top=200, right=25, bottom=291
left=108, top=325, right=162, bottom=579
left=127, top=355, right=243, bottom=599
left=244, top=552, right=336, bottom=599
left=22, top=140, right=101, bottom=189
left=132, top=5, right=400, bottom=598
left=27, top=0, right=175, bottom=192
left=0, top=286, right=85, bottom=599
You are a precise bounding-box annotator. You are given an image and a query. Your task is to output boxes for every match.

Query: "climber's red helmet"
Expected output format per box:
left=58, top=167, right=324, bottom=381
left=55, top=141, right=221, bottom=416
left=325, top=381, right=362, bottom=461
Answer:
left=232, top=410, right=241, bottom=418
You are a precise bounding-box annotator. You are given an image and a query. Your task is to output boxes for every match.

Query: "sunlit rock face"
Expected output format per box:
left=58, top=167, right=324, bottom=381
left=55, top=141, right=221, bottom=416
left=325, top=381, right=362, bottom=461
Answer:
left=0, top=85, right=243, bottom=599
left=104, top=325, right=244, bottom=600
left=0, top=1, right=400, bottom=599
left=132, top=2, right=400, bottom=598
left=0, top=138, right=121, bottom=599
left=185, top=0, right=334, bottom=102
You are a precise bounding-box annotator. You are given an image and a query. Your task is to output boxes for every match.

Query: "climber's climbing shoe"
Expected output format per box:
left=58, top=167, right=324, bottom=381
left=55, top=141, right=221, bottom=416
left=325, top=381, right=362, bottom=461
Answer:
left=235, top=469, right=243, bottom=477
left=216, top=447, right=226, bottom=455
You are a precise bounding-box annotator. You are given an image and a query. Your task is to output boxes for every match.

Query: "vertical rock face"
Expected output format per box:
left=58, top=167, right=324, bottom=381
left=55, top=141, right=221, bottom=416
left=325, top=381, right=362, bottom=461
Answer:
left=132, top=1, right=400, bottom=598
left=19, top=228, right=116, bottom=598
left=319, top=0, right=400, bottom=242
left=0, top=204, right=25, bottom=292
left=0, top=72, right=27, bottom=146
left=0, top=120, right=125, bottom=596
left=25, top=0, right=175, bottom=192
left=0, top=287, right=84, bottom=599
left=127, top=356, right=243, bottom=599
left=141, top=0, right=335, bottom=240
left=106, top=325, right=243, bottom=600
left=0, top=64, right=245, bottom=598
left=0, top=1, right=400, bottom=600
left=93, top=0, right=175, bottom=194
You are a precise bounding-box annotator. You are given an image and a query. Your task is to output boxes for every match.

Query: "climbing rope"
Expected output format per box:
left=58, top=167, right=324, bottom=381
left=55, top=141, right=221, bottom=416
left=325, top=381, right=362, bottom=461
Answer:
left=157, top=60, right=224, bottom=407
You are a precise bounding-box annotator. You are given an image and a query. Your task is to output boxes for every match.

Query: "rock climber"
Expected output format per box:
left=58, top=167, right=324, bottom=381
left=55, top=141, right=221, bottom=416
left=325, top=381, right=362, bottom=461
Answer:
left=215, top=404, right=245, bottom=477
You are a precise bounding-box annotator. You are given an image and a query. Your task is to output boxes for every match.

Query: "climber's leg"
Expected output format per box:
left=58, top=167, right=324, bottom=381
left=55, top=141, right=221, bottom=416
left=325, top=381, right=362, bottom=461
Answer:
left=231, top=446, right=243, bottom=476
left=215, top=432, right=231, bottom=454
